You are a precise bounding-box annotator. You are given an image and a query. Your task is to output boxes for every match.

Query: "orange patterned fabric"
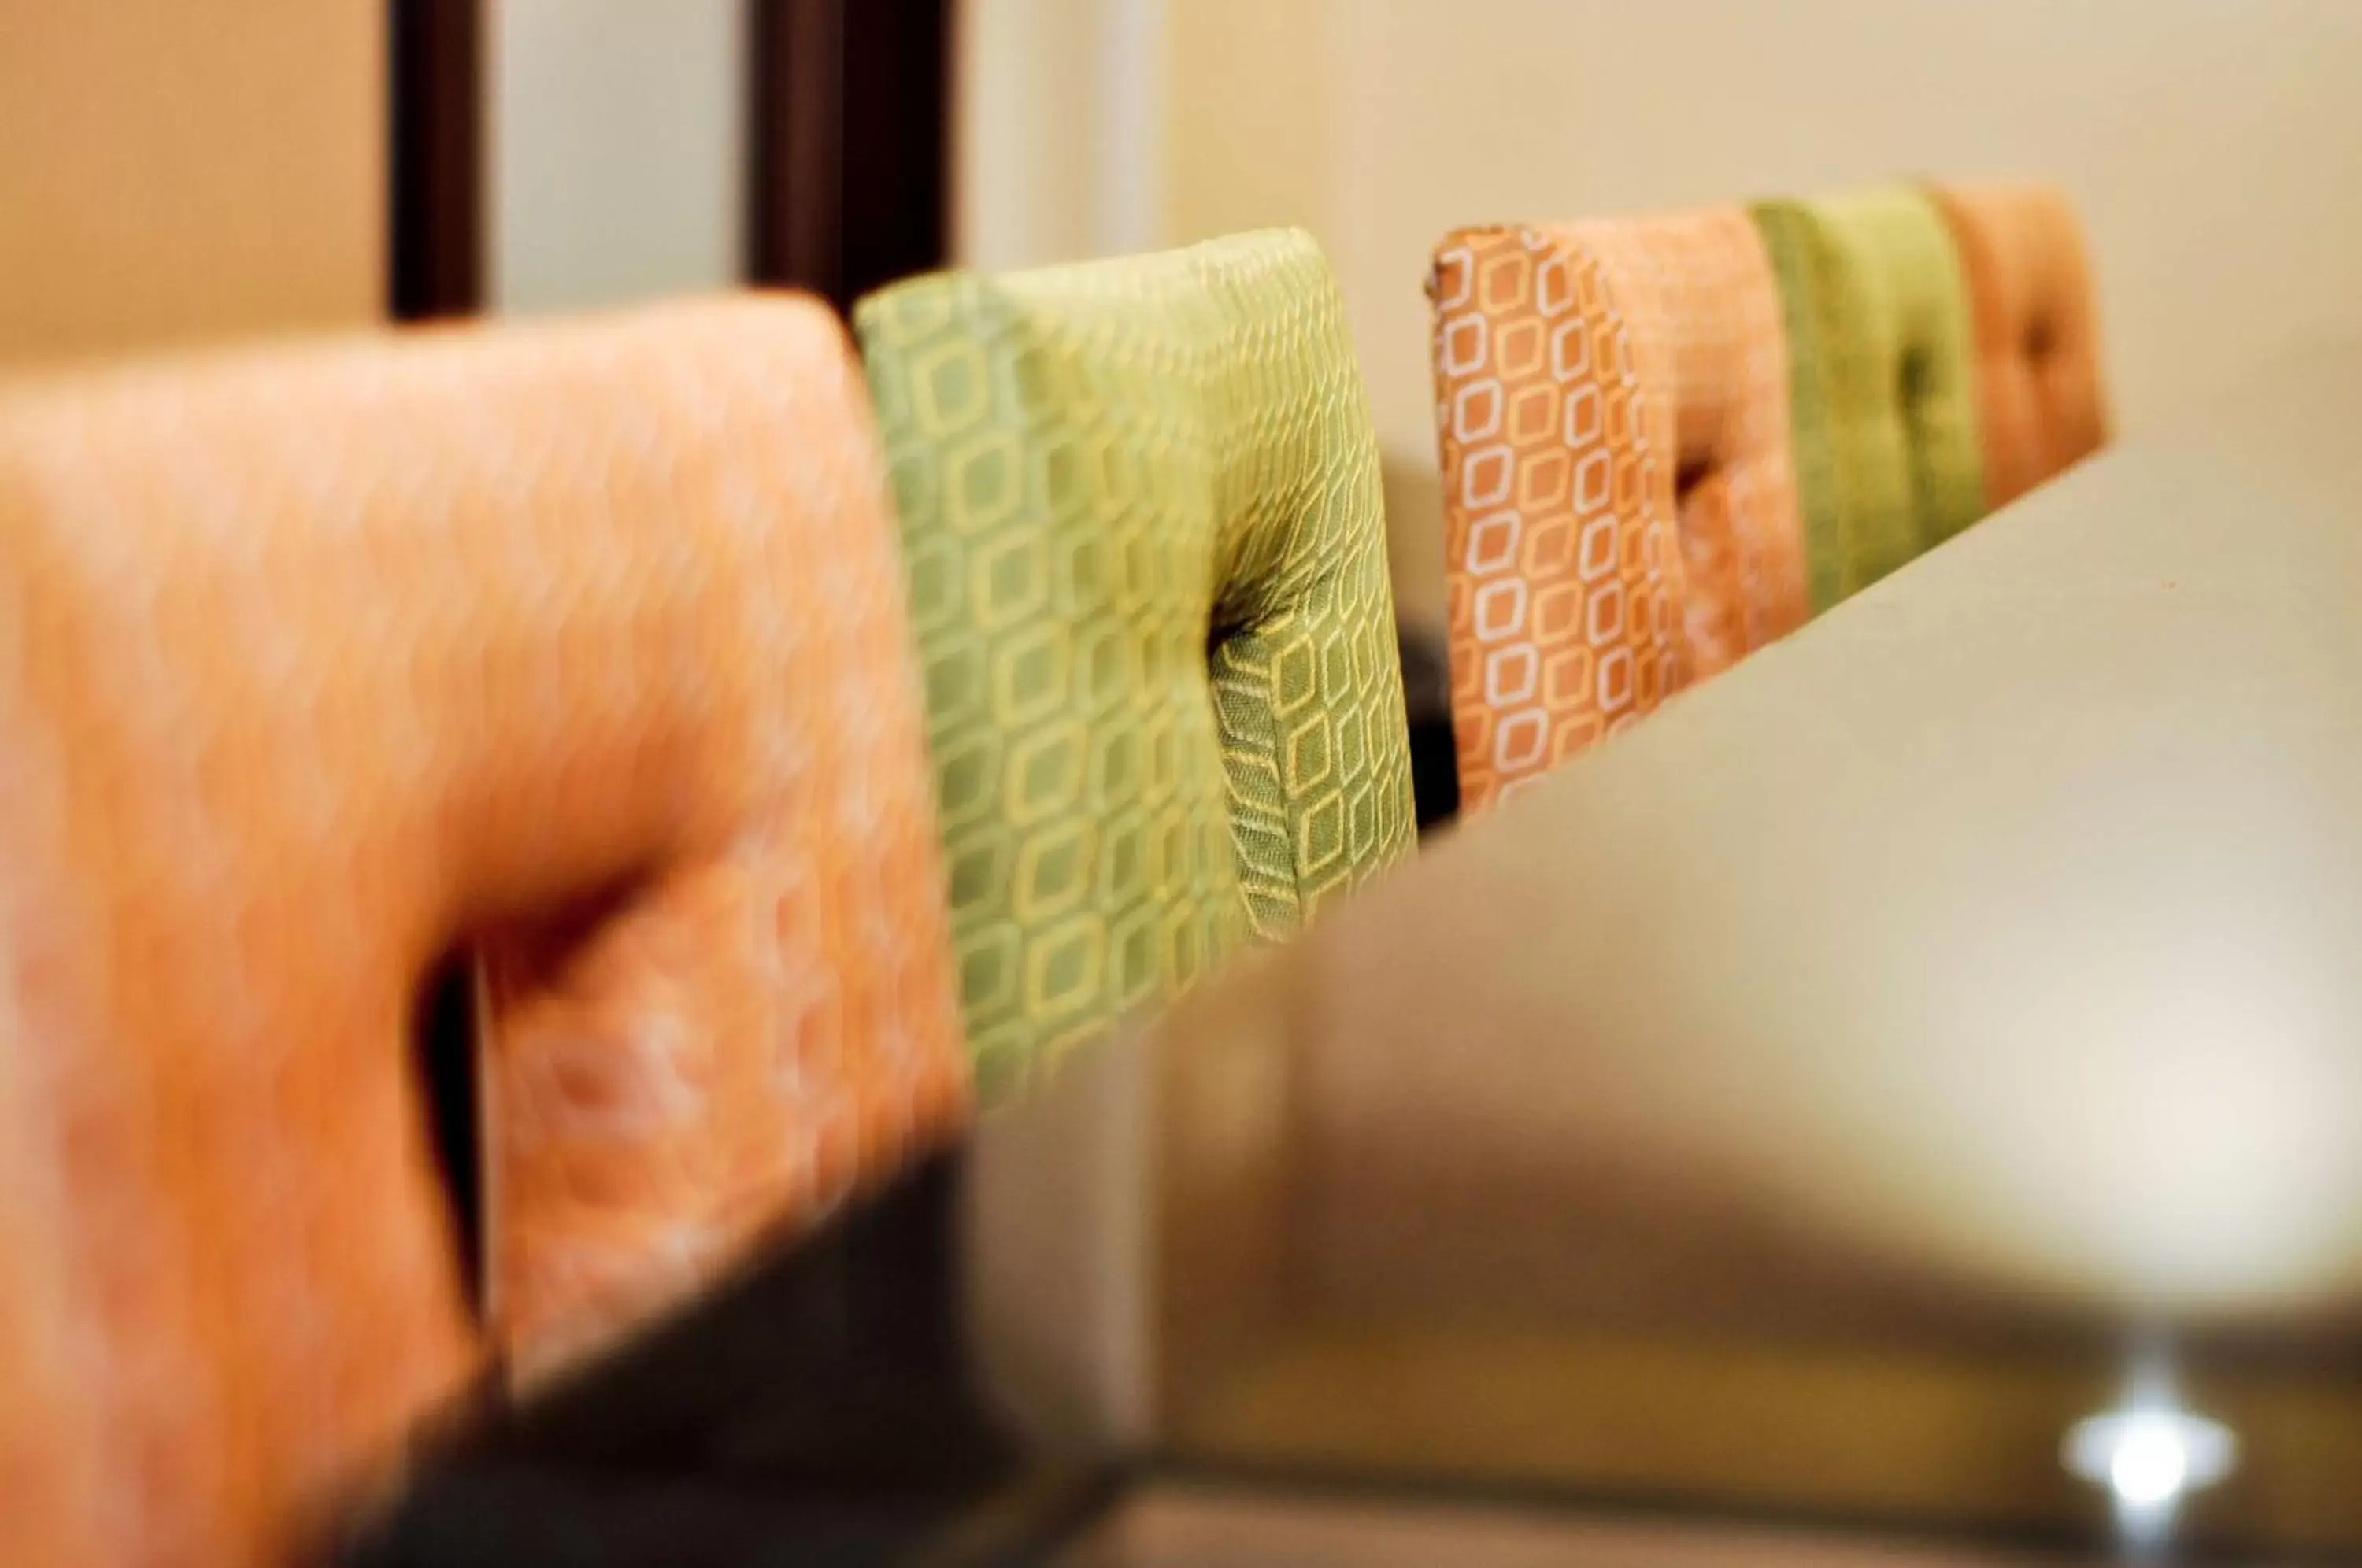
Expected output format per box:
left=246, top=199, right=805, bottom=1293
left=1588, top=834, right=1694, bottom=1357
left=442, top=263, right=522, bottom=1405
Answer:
left=1430, top=213, right=1804, bottom=812
left=1430, top=231, right=1683, bottom=812
left=0, top=298, right=967, bottom=1568
left=1929, top=183, right=2110, bottom=508
left=476, top=308, right=970, bottom=1381
left=1575, top=212, right=1809, bottom=680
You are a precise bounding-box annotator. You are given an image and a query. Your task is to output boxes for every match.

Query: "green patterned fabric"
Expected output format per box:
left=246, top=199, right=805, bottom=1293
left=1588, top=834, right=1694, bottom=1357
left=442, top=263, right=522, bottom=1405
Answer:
left=1751, top=186, right=1987, bottom=610
left=854, top=228, right=1416, bottom=1090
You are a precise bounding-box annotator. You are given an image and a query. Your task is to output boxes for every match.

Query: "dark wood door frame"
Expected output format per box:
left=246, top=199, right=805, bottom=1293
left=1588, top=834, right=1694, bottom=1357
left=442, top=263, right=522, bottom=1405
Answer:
left=389, top=0, right=484, bottom=320
left=746, top=0, right=950, bottom=315
left=393, top=0, right=947, bottom=321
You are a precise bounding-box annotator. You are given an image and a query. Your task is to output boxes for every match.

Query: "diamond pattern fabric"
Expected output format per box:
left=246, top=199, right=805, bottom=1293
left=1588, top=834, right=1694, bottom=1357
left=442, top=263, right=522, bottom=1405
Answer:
left=855, top=229, right=1415, bottom=1090
left=0, top=298, right=967, bottom=1567
left=1750, top=185, right=1988, bottom=611
left=1929, top=181, right=2110, bottom=509
left=1430, top=212, right=1805, bottom=812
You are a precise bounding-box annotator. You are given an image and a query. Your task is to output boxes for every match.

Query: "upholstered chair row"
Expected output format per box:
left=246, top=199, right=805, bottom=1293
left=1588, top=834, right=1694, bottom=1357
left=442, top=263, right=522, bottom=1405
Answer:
left=1434, top=182, right=2109, bottom=811
left=0, top=230, right=1412, bottom=1566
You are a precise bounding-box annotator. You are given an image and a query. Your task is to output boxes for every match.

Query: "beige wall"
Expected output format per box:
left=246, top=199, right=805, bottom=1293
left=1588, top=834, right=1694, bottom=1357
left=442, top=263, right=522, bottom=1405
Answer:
left=961, top=0, right=2362, bottom=630
left=957, top=0, right=1111, bottom=270
left=955, top=0, right=1168, bottom=270
left=0, top=1, right=386, bottom=371
left=489, top=0, right=746, bottom=316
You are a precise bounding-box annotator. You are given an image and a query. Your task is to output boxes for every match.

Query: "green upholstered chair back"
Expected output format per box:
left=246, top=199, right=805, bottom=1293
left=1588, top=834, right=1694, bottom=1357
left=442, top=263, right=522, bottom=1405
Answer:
left=1751, top=185, right=1986, bottom=610
left=854, top=229, right=1416, bottom=1089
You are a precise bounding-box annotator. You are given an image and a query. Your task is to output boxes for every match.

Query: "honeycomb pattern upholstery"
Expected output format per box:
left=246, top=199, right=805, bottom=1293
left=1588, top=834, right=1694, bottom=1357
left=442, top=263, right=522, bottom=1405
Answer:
left=1751, top=185, right=1987, bottom=610
left=855, top=229, right=1415, bottom=1090
left=1431, top=212, right=1807, bottom=812
left=1930, top=182, right=2110, bottom=508
left=1427, top=230, right=1682, bottom=810
left=0, top=298, right=967, bottom=1567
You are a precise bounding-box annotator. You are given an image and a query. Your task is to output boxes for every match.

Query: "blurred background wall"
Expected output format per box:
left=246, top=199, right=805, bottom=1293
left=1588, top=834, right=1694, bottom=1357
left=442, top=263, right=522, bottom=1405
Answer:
left=488, top=0, right=745, bottom=316
left=0, top=0, right=385, bottom=370
left=0, top=1, right=752, bottom=363
left=11, top=0, right=2361, bottom=617
left=957, top=0, right=2362, bottom=632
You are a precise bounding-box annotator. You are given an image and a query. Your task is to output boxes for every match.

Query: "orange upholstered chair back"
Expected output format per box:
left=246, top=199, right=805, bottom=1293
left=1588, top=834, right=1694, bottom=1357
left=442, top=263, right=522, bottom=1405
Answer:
left=0, top=299, right=966, bottom=1567
left=1431, top=209, right=1804, bottom=812
left=1931, top=182, right=2110, bottom=508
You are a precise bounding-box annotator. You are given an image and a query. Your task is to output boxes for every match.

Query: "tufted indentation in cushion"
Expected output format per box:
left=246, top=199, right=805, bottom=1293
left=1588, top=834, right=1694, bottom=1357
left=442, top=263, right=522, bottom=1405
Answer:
left=856, top=230, right=1416, bottom=1092
left=1930, top=181, right=2110, bottom=509
left=1429, top=211, right=1803, bottom=813
left=1752, top=185, right=1988, bottom=611
left=0, top=298, right=968, bottom=1567
left=1556, top=210, right=1810, bottom=685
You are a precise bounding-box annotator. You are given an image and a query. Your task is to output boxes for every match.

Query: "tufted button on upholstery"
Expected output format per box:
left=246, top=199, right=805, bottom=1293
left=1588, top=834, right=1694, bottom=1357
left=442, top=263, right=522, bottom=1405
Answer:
left=1752, top=185, right=1988, bottom=609
left=0, top=299, right=969, bottom=1568
left=1429, top=209, right=1808, bottom=811
left=1931, top=182, right=2111, bottom=508
left=855, top=230, right=1416, bottom=1093
left=1898, top=346, right=1929, bottom=405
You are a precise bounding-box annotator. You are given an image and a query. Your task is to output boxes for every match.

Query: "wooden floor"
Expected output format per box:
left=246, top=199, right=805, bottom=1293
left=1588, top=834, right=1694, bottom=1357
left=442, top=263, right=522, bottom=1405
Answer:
left=1055, top=1485, right=2120, bottom=1568
left=1155, top=1321, right=2362, bottom=1554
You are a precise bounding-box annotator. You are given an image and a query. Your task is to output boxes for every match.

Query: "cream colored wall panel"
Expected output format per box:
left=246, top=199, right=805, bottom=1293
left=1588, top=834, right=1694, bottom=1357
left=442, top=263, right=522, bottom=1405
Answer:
left=964, top=0, right=2362, bottom=633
